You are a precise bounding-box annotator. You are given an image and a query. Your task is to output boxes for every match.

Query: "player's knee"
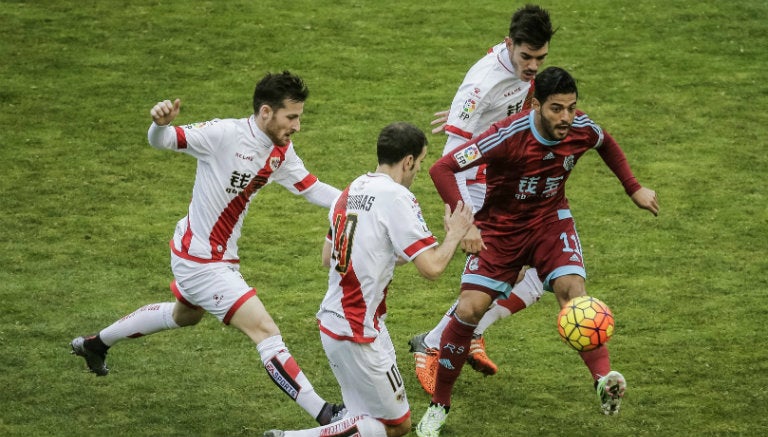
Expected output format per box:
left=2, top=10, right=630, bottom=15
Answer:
left=171, top=301, right=204, bottom=327
left=456, top=290, right=493, bottom=323
left=552, top=275, right=586, bottom=306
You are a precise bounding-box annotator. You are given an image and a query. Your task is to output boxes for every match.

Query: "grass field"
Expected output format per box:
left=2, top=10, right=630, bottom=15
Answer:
left=1, top=1, right=767, bottom=436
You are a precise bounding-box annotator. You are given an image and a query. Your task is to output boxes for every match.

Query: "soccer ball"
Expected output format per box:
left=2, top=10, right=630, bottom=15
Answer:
left=557, top=295, right=614, bottom=351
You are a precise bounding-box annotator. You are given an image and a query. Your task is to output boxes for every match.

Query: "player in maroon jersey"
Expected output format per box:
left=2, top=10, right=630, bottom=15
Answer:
left=415, top=66, right=659, bottom=436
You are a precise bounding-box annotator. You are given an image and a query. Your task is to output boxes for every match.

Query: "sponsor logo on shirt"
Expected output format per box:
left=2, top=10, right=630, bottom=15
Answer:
left=236, top=152, right=255, bottom=161
left=506, top=100, right=524, bottom=116
left=453, top=144, right=482, bottom=168
left=227, top=171, right=253, bottom=195
left=503, top=85, right=523, bottom=97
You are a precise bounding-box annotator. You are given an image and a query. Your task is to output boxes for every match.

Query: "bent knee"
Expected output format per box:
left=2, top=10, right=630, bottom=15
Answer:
left=456, top=290, right=493, bottom=323
left=173, top=304, right=204, bottom=327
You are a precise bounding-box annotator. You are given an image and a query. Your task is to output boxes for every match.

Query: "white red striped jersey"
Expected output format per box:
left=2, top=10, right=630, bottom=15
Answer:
left=443, top=41, right=535, bottom=193
left=148, top=115, right=325, bottom=263
left=317, top=173, right=438, bottom=343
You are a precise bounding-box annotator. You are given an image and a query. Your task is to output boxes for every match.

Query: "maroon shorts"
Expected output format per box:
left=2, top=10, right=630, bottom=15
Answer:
left=460, top=211, right=586, bottom=296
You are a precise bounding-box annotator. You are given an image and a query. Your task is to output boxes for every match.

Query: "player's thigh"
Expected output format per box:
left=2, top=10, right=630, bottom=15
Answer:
left=532, top=217, right=587, bottom=291
left=321, top=332, right=409, bottom=423
left=170, top=256, right=257, bottom=324
left=460, top=237, right=526, bottom=300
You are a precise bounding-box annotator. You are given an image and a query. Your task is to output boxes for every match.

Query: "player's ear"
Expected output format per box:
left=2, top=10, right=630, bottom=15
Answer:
left=258, top=104, right=273, bottom=120
left=531, top=98, right=541, bottom=111
left=402, top=154, right=414, bottom=171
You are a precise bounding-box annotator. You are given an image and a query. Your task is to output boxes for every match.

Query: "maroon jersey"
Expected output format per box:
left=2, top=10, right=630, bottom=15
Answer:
left=430, top=109, right=641, bottom=234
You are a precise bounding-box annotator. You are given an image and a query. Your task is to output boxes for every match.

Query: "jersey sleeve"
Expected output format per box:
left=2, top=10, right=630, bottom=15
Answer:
left=430, top=120, right=507, bottom=209
left=271, top=144, right=320, bottom=195
left=445, top=77, right=493, bottom=141
left=156, top=119, right=226, bottom=160
left=596, top=131, right=642, bottom=196
left=387, top=191, right=437, bottom=261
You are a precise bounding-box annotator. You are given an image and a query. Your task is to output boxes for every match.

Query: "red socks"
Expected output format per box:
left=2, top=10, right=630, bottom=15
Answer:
left=431, top=314, right=476, bottom=406
left=579, top=344, right=611, bottom=380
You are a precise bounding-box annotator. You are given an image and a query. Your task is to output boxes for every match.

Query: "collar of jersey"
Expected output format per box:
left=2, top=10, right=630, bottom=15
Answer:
left=366, top=172, right=394, bottom=182
left=248, top=114, right=283, bottom=149
left=495, top=42, right=516, bottom=75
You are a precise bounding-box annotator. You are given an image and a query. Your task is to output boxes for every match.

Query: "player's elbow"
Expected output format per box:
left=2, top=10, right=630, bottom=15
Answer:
left=413, top=249, right=450, bottom=280
left=428, top=162, right=442, bottom=184
left=415, top=263, right=444, bottom=281
left=422, top=271, right=441, bottom=281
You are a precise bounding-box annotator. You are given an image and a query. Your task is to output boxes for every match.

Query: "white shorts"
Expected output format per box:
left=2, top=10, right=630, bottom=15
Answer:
left=170, top=254, right=255, bottom=324
left=320, top=326, right=410, bottom=425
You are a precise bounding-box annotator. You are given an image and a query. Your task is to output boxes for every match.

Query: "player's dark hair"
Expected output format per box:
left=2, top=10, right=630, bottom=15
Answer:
left=253, top=70, right=309, bottom=113
left=377, top=122, right=428, bottom=166
left=509, top=4, right=556, bottom=49
left=533, top=67, right=578, bottom=103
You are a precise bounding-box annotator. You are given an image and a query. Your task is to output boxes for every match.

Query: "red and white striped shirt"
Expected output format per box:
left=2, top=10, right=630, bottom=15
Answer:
left=443, top=42, right=535, bottom=210
left=317, top=173, right=437, bottom=343
left=148, top=115, right=335, bottom=263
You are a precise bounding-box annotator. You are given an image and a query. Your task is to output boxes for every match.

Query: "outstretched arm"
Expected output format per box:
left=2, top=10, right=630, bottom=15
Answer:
left=597, top=132, right=658, bottom=216
left=302, top=182, right=341, bottom=208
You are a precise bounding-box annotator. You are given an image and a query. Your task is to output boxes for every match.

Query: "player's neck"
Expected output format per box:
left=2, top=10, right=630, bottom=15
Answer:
left=373, top=165, right=403, bottom=185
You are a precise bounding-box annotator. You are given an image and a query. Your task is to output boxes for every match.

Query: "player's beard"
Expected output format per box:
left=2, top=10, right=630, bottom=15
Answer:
left=264, top=119, right=293, bottom=146
left=541, top=117, right=570, bottom=141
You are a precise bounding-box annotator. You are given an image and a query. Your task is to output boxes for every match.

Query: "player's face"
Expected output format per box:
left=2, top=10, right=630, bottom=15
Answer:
left=506, top=38, right=549, bottom=82
left=533, top=93, right=577, bottom=141
left=261, top=99, right=304, bottom=146
left=402, top=146, right=427, bottom=189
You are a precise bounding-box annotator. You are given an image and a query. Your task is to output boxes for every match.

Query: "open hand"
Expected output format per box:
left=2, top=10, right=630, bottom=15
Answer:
left=430, top=110, right=449, bottom=134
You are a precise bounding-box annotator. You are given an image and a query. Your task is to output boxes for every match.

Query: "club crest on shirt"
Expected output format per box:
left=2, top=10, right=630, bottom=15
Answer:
left=563, top=155, right=575, bottom=171
left=213, top=293, right=224, bottom=307
left=269, top=156, right=282, bottom=171
left=453, top=144, right=482, bottom=168
left=467, top=255, right=480, bottom=271
left=396, top=388, right=406, bottom=403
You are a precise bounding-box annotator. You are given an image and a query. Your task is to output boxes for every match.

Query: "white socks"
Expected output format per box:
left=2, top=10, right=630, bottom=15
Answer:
left=474, top=301, right=512, bottom=336
left=99, top=302, right=179, bottom=346
left=278, top=415, right=387, bottom=437
left=424, top=300, right=458, bottom=348
left=257, top=335, right=327, bottom=422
